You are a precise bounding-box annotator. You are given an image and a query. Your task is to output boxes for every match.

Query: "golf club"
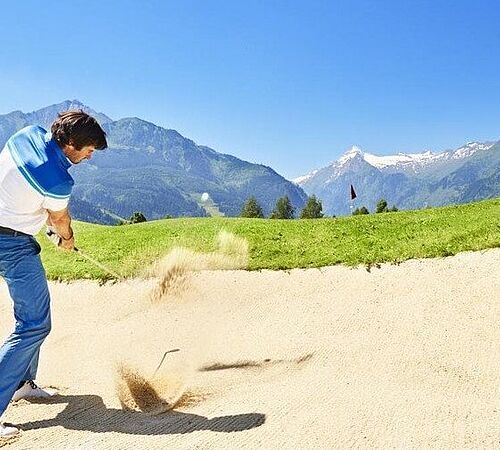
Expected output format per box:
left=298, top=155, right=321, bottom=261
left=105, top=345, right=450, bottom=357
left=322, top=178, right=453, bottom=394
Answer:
left=73, top=247, right=124, bottom=281
left=46, top=227, right=124, bottom=280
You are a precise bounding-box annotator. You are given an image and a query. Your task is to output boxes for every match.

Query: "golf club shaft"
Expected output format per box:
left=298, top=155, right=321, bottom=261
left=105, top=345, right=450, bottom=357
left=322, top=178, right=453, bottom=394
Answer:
left=153, top=348, right=181, bottom=375
left=74, top=248, right=123, bottom=280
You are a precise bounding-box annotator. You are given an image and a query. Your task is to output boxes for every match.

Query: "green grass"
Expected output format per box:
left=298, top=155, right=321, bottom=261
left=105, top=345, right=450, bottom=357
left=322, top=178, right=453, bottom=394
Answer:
left=38, top=198, right=500, bottom=281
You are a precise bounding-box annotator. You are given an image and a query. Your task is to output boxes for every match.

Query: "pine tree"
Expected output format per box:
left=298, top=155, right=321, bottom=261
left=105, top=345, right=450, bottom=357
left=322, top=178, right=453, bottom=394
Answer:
left=240, top=196, right=264, bottom=218
left=270, top=196, right=295, bottom=219
left=376, top=199, right=389, bottom=213
left=299, top=195, right=324, bottom=219
left=353, top=206, right=369, bottom=215
left=130, top=211, right=147, bottom=223
left=375, top=199, right=398, bottom=213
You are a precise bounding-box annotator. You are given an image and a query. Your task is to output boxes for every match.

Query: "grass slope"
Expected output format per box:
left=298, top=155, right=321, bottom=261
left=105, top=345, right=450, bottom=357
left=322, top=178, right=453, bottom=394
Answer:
left=39, top=198, right=500, bottom=281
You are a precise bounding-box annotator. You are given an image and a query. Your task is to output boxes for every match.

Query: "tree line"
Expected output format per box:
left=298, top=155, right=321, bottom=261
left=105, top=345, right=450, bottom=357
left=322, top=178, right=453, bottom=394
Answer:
left=240, top=195, right=322, bottom=219
left=120, top=196, right=399, bottom=223
left=352, top=199, right=398, bottom=215
left=241, top=195, right=398, bottom=219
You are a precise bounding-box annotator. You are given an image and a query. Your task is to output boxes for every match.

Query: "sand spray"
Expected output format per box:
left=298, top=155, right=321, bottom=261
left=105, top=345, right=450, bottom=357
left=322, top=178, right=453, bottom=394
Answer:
left=113, top=230, right=249, bottom=413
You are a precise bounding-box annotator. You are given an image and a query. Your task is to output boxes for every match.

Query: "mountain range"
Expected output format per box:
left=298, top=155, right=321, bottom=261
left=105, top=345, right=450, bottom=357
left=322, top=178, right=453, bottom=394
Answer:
left=1, top=100, right=498, bottom=222
left=294, top=142, right=499, bottom=216
left=0, top=100, right=307, bottom=223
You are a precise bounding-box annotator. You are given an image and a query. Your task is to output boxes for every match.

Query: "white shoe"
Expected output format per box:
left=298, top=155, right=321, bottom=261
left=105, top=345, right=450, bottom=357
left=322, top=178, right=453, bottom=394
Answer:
left=11, top=380, right=56, bottom=402
left=0, top=422, right=19, bottom=439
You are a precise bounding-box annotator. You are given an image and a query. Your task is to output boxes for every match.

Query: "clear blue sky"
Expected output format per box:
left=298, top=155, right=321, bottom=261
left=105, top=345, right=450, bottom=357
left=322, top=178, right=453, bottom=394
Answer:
left=1, top=0, right=499, bottom=179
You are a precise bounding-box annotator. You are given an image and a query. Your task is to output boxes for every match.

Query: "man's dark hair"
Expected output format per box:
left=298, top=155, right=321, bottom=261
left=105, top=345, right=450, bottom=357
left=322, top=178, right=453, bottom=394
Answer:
left=51, top=110, right=107, bottom=150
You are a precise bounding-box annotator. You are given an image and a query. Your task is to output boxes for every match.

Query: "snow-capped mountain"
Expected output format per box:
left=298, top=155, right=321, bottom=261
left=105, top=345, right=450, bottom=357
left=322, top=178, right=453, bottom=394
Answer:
left=295, top=142, right=496, bottom=182
left=451, top=141, right=496, bottom=159
left=293, top=169, right=319, bottom=185
left=294, top=141, right=499, bottom=216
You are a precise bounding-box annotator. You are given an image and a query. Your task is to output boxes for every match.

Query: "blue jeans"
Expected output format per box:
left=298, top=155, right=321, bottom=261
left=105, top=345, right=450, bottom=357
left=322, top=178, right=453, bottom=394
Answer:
left=0, top=234, right=51, bottom=416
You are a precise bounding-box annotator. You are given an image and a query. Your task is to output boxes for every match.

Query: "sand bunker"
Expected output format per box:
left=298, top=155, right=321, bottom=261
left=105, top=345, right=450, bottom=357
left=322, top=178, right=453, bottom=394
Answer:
left=0, top=248, right=498, bottom=449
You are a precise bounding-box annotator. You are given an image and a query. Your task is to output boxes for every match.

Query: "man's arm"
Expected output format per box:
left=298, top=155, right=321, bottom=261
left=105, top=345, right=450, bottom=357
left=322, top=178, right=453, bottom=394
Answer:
left=47, top=208, right=75, bottom=250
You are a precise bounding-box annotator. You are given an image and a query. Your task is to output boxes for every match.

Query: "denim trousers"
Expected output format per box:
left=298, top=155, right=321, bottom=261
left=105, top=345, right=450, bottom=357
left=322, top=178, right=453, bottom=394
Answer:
left=0, top=234, right=51, bottom=416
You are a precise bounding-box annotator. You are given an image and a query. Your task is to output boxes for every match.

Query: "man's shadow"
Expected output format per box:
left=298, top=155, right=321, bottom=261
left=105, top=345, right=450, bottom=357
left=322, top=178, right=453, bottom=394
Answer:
left=19, top=394, right=265, bottom=435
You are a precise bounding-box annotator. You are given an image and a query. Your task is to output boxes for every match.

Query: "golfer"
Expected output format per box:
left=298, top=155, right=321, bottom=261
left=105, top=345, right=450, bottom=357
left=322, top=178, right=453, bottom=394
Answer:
left=0, top=111, right=107, bottom=438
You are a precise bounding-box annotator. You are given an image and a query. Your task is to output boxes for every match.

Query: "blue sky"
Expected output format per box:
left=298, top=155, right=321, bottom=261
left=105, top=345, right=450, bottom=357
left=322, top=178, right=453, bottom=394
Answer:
left=0, top=0, right=499, bottom=178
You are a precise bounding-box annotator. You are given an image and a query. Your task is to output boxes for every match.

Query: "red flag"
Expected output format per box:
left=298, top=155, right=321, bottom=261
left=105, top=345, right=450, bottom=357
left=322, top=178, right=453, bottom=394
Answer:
left=350, top=184, right=357, bottom=200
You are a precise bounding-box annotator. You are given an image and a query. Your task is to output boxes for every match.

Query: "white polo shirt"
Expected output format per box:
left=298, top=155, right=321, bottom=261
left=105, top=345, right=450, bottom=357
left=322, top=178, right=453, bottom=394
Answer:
left=0, top=126, right=74, bottom=235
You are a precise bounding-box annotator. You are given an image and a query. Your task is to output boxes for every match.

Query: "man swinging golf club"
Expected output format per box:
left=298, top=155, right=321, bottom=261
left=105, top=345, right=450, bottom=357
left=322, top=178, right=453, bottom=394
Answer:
left=0, top=110, right=107, bottom=439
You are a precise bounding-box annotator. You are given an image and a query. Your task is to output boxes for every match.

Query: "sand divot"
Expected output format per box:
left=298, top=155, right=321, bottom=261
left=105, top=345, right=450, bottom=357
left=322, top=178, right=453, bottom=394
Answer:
left=115, top=363, right=209, bottom=414
left=113, top=344, right=200, bottom=414
left=111, top=303, right=211, bottom=414
left=149, top=230, right=248, bottom=303
left=115, top=363, right=187, bottom=414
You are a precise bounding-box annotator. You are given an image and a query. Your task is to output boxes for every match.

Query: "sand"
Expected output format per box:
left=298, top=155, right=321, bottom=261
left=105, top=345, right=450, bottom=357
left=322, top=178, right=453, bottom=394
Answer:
left=0, top=248, right=499, bottom=449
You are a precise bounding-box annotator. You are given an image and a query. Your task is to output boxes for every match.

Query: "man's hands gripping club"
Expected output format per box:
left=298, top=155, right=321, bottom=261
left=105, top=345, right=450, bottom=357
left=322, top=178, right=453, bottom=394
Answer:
left=46, top=211, right=123, bottom=280
left=46, top=208, right=75, bottom=251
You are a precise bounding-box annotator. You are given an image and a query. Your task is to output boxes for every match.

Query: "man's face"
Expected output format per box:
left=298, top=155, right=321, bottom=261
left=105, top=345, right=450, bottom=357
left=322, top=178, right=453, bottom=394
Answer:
left=63, top=144, right=96, bottom=164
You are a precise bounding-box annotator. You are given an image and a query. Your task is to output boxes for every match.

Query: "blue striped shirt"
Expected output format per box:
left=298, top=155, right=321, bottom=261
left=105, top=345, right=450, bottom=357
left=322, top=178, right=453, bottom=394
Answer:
left=5, top=126, right=74, bottom=199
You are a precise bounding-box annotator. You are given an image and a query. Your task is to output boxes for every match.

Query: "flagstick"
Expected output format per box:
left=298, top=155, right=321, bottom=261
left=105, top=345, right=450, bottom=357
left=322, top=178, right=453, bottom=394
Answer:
left=349, top=184, right=357, bottom=215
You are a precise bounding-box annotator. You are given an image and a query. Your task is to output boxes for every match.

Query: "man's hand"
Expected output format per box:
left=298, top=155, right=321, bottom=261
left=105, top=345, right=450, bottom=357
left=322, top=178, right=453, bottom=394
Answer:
left=47, top=208, right=75, bottom=251
left=59, top=234, right=75, bottom=251
left=46, top=226, right=75, bottom=251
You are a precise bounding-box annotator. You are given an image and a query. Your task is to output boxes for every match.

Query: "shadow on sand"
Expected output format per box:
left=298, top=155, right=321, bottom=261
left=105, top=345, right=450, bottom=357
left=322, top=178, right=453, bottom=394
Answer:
left=19, top=394, right=265, bottom=435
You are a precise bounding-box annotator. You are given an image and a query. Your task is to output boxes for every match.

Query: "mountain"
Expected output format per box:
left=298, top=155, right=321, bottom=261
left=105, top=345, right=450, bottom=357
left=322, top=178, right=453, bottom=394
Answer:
left=294, top=143, right=499, bottom=216
left=0, top=101, right=307, bottom=222
left=0, top=100, right=112, bottom=147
